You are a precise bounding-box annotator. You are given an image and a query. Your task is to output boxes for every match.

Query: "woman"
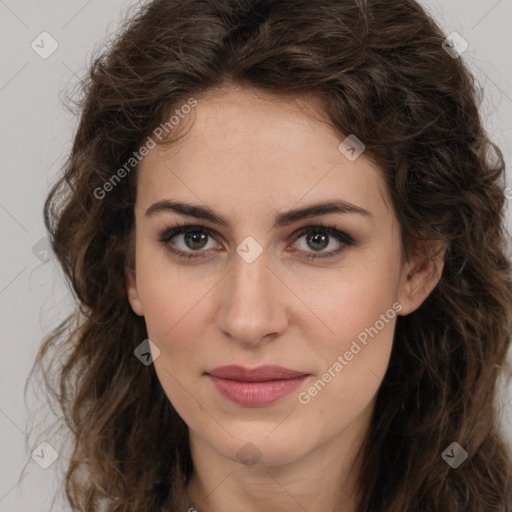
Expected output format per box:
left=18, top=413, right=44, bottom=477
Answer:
left=31, top=0, right=512, bottom=510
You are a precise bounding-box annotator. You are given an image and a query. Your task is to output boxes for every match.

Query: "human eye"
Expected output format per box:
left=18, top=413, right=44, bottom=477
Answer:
left=288, top=223, right=355, bottom=261
left=158, top=222, right=355, bottom=263
left=158, top=222, right=221, bottom=261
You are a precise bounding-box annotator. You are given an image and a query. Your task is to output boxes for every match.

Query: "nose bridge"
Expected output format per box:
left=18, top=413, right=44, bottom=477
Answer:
left=216, top=248, right=287, bottom=344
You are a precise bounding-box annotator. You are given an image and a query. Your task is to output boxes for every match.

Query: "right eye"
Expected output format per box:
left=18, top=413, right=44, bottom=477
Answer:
left=159, top=223, right=222, bottom=260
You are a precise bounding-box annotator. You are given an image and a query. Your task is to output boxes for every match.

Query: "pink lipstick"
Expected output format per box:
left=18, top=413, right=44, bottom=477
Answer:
left=206, top=365, right=309, bottom=406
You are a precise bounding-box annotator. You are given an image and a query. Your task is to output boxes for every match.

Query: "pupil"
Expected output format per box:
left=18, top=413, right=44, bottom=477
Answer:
left=309, top=232, right=328, bottom=251
left=185, top=230, right=207, bottom=250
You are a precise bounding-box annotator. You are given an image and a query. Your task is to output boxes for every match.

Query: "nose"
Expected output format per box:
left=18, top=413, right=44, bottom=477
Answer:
left=215, top=249, right=289, bottom=346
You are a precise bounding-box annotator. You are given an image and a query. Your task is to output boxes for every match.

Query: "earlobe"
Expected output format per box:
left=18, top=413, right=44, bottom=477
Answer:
left=125, top=270, right=144, bottom=316
left=397, top=241, right=446, bottom=316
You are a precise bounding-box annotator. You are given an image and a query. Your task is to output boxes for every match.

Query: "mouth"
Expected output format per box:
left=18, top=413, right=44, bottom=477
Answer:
left=205, top=365, right=309, bottom=406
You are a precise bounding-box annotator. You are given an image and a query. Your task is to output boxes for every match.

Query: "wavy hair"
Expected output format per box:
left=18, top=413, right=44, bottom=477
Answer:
left=30, top=0, right=512, bottom=510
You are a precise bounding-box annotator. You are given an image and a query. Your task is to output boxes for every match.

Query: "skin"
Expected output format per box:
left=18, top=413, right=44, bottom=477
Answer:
left=125, top=84, right=444, bottom=512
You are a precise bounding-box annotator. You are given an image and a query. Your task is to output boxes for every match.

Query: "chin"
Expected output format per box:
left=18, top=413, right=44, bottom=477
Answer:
left=211, top=429, right=311, bottom=468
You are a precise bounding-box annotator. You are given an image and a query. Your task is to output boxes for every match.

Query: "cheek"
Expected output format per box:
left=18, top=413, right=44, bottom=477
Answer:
left=294, top=258, right=400, bottom=356
left=296, top=273, right=397, bottom=420
left=135, top=244, right=214, bottom=342
left=291, top=260, right=400, bottom=416
left=135, top=259, right=211, bottom=418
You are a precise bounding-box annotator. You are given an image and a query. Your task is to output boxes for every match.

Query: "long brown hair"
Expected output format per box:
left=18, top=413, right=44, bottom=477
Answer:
left=28, top=0, right=512, bottom=510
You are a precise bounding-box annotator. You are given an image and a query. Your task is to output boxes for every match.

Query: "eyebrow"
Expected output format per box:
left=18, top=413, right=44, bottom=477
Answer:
left=145, top=199, right=372, bottom=229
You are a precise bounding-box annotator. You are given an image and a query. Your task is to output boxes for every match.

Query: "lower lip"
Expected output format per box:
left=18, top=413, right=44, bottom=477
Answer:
left=207, top=375, right=308, bottom=406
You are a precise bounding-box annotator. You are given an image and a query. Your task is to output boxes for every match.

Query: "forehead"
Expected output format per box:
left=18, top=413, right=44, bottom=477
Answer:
left=135, top=85, right=391, bottom=220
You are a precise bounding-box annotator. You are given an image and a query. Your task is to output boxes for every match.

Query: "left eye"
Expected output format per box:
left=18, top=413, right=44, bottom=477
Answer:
left=159, top=224, right=354, bottom=261
left=290, top=225, right=355, bottom=260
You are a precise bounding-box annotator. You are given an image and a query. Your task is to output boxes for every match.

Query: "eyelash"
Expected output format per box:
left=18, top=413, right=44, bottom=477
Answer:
left=158, top=221, right=355, bottom=262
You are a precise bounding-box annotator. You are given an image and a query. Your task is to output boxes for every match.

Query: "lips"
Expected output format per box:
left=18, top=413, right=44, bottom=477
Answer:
left=207, top=365, right=308, bottom=381
left=206, top=365, right=309, bottom=406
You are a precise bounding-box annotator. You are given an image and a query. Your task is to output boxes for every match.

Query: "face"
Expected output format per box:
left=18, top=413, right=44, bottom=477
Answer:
left=125, top=85, right=441, bottom=468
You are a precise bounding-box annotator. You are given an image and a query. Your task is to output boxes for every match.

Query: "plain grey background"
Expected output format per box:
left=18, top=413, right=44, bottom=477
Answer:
left=1, top=0, right=511, bottom=510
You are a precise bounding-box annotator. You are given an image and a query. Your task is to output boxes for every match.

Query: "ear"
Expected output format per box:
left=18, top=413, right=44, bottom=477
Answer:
left=125, top=270, right=144, bottom=316
left=397, top=240, right=446, bottom=316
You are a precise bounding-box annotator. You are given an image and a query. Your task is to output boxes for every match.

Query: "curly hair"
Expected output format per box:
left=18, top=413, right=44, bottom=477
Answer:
left=29, top=0, right=512, bottom=510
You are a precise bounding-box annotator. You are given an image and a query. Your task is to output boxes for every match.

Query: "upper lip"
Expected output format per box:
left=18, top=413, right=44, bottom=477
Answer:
left=206, top=365, right=308, bottom=382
